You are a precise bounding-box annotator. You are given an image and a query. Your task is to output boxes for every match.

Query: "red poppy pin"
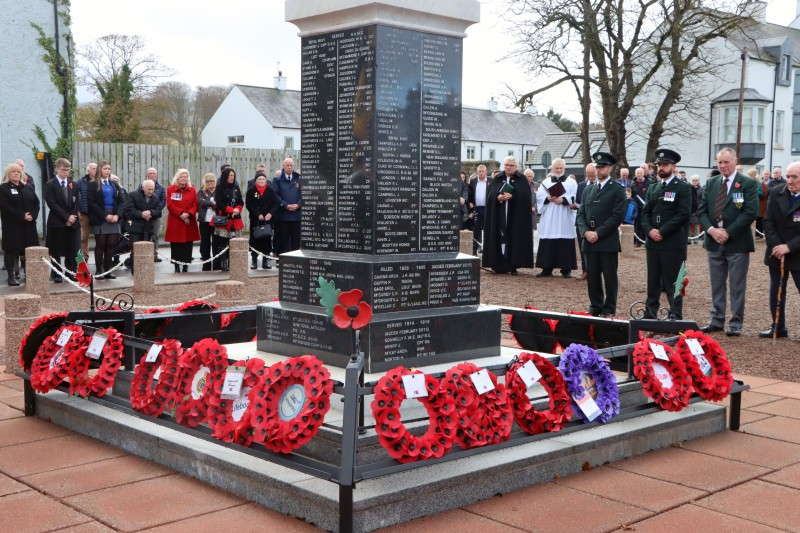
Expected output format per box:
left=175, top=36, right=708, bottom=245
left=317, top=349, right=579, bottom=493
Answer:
left=734, top=182, right=741, bottom=189
left=68, top=182, right=73, bottom=189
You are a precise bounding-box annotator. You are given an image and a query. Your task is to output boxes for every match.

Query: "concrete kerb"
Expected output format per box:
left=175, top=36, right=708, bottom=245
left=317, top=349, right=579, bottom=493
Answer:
left=133, top=241, right=155, bottom=293
left=229, top=237, right=249, bottom=283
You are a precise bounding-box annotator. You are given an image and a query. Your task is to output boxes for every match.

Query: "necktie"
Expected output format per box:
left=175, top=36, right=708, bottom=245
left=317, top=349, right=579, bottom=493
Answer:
left=61, top=180, right=68, bottom=200
left=103, top=179, right=108, bottom=186
left=598, top=182, right=602, bottom=192
left=712, top=178, right=729, bottom=221
left=661, top=181, right=666, bottom=188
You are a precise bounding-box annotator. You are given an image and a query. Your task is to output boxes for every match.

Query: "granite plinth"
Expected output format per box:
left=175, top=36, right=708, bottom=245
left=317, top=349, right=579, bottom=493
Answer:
left=279, top=250, right=480, bottom=313
left=257, top=301, right=501, bottom=372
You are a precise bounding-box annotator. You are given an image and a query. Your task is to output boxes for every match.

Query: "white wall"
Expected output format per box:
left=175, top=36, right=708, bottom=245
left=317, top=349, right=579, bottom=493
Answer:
left=460, top=141, right=530, bottom=165
left=202, top=86, right=299, bottom=149
left=0, top=1, right=70, bottom=186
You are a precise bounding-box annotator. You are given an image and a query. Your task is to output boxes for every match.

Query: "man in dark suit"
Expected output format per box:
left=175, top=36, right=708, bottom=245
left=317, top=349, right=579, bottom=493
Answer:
left=576, top=152, right=627, bottom=316
left=468, top=164, right=491, bottom=256
left=573, top=162, right=597, bottom=280
left=759, top=161, right=800, bottom=338
left=698, top=147, right=759, bottom=336
left=44, top=158, right=80, bottom=283
left=640, top=149, right=692, bottom=319
left=124, top=179, right=162, bottom=274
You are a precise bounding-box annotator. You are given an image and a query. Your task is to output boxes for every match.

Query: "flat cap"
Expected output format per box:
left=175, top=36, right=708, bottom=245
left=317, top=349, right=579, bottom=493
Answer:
left=654, top=148, right=681, bottom=164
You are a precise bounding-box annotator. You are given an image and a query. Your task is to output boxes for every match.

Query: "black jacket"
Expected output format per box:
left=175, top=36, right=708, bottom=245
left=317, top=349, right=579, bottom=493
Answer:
left=124, top=188, right=163, bottom=235
left=44, top=177, right=79, bottom=229
left=87, top=180, right=125, bottom=227
left=763, top=183, right=800, bottom=271
left=245, top=185, right=279, bottom=226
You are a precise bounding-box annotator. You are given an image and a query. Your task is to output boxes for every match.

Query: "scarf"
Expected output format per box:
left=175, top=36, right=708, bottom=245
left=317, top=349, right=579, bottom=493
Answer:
left=255, top=183, right=267, bottom=196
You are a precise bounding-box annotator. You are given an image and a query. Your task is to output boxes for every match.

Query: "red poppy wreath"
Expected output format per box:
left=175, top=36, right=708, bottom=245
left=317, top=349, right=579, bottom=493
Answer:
left=371, top=366, right=457, bottom=463
left=674, top=330, right=733, bottom=402
left=506, top=352, right=572, bottom=435
left=207, top=358, right=267, bottom=446
left=174, top=338, right=230, bottom=428
left=30, top=324, right=86, bottom=393
left=19, top=312, right=68, bottom=371
left=632, top=339, right=692, bottom=412
left=249, top=355, right=333, bottom=454
left=440, top=362, right=512, bottom=449
left=130, top=339, right=184, bottom=417
left=69, top=328, right=126, bottom=398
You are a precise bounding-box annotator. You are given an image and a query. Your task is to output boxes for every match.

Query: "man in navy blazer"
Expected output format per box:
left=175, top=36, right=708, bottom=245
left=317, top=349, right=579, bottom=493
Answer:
left=759, top=161, right=800, bottom=338
left=44, top=158, right=80, bottom=282
left=272, top=157, right=302, bottom=254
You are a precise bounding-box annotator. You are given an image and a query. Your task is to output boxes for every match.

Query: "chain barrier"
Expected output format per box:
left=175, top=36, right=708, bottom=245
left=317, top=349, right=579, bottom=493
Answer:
left=41, top=257, right=215, bottom=310
left=755, top=228, right=765, bottom=237
left=156, top=246, right=229, bottom=267
left=247, top=246, right=279, bottom=263
left=47, top=255, right=128, bottom=279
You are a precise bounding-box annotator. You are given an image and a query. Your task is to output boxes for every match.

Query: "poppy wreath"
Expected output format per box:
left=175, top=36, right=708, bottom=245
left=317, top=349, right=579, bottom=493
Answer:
left=69, top=328, right=125, bottom=398
left=30, top=324, right=86, bottom=393
left=674, top=330, right=733, bottom=402
left=19, top=312, right=69, bottom=371
left=370, top=366, right=457, bottom=463
left=440, top=362, right=512, bottom=449
left=632, top=339, right=692, bottom=412
left=207, top=358, right=267, bottom=446
left=508, top=305, right=558, bottom=353
left=558, top=343, right=620, bottom=423
left=506, top=352, right=572, bottom=434
left=249, top=355, right=334, bottom=454
left=173, top=338, right=229, bottom=428
left=130, top=339, right=183, bottom=417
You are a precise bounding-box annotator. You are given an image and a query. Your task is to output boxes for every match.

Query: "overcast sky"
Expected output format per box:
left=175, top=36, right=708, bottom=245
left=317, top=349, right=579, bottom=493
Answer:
left=69, top=0, right=798, bottom=120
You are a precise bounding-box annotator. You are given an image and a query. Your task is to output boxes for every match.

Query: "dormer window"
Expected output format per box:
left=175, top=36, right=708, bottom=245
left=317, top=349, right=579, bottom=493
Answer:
left=780, top=54, right=791, bottom=85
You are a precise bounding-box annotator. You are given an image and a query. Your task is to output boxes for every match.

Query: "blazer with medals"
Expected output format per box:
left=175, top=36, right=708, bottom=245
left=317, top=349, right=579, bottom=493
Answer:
left=763, top=182, right=800, bottom=271
left=698, top=172, right=758, bottom=253
left=44, top=177, right=79, bottom=230
left=576, top=178, right=627, bottom=253
left=640, top=177, right=692, bottom=251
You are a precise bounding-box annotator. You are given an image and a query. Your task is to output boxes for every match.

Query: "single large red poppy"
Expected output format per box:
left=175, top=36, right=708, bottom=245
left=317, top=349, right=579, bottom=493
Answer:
left=333, top=289, right=372, bottom=330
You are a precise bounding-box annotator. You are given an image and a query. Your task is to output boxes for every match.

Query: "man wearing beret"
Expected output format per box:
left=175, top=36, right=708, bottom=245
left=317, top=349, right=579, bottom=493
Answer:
left=576, top=152, right=627, bottom=316
left=640, top=149, right=692, bottom=319
left=698, top=148, right=759, bottom=336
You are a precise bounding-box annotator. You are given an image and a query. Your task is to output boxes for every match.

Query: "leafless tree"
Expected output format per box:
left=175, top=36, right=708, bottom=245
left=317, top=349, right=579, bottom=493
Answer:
left=503, top=0, right=749, bottom=167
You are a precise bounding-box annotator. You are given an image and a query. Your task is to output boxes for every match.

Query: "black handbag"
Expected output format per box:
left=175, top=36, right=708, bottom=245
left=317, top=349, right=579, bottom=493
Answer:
left=252, top=222, right=273, bottom=240
left=212, top=214, right=229, bottom=227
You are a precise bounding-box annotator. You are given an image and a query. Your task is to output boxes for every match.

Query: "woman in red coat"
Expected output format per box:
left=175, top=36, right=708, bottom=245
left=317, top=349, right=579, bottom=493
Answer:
left=165, top=169, right=200, bottom=272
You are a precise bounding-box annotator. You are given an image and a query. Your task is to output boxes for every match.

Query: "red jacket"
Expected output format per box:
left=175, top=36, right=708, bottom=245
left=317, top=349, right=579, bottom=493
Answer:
left=165, top=184, right=200, bottom=243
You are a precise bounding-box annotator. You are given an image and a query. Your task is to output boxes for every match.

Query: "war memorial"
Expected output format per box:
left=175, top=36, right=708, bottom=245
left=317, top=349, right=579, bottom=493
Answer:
left=13, top=2, right=747, bottom=532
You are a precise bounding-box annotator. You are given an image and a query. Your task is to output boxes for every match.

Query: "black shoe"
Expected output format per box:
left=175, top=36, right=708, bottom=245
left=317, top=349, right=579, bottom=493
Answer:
left=105, top=274, right=116, bottom=280
left=174, top=264, right=180, bottom=273
left=182, top=265, right=188, bottom=273
left=759, top=328, right=788, bottom=338
left=8, top=275, right=20, bottom=286
left=510, top=270, right=518, bottom=275
left=53, top=276, right=63, bottom=283
left=251, top=259, right=258, bottom=270
left=562, top=273, right=574, bottom=279
left=154, top=257, right=162, bottom=262
left=726, top=329, right=741, bottom=337
left=701, top=325, right=724, bottom=333
left=262, top=258, right=269, bottom=269
left=95, top=273, right=105, bottom=280
left=535, top=272, right=553, bottom=278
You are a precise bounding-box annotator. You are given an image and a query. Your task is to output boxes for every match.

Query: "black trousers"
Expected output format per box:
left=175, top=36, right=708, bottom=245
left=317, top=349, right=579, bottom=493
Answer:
left=585, top=251, right=619, bottom=316
left=768, top=266, right=800, bottom=330
left=276, top=220, right=301, bottom=254
left=645, top=248, right=684, bottom=319
left=576, top=226, right=587, bottom=272
left=199, top=222, right=213, bottom=271
left=472, top=206, right=485, bottom=255
left=211, top=234, right=228, bottom=270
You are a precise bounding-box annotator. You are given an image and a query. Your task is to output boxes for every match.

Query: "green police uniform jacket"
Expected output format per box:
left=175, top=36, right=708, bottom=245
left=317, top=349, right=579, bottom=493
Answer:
left=576, top=178, right=627, bottom=253
left=640, top=177, right=692, bottom=250
left=698, top=172, right=759, bottom=253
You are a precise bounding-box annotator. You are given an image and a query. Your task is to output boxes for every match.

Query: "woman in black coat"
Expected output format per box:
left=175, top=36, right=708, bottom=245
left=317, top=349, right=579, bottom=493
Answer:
left=0, top=163, right=40, bottom=285
left=212, top=168, right=244, bottom=271
left=245, top=172, right=279, bottom=269
left=87, top=161, right=125, bottom=279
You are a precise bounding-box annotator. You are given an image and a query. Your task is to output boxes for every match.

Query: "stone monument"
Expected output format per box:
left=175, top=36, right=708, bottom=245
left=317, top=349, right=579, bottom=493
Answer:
left=258, top=0, right=500, bottom=372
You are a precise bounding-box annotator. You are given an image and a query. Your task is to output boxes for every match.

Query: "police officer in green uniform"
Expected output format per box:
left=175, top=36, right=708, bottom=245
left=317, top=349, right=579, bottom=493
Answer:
left=640, top=148, right=692, bottom=319
left=576, top=152, right=627, bottom=316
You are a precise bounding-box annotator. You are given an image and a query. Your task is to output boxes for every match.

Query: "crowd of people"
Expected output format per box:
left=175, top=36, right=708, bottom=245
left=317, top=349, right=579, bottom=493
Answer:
left=477, top=150, right=800, bottom=340
left=0, top=157, right=303, bottom=285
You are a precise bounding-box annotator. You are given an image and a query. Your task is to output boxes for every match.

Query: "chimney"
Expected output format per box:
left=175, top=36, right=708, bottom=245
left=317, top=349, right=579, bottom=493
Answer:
left=274, top=71, right=287, bottom=91
left=739, top=1, right=767, bottom=23
left=524, top=104, right=538, bottom=115
left=487, top=97, right=498, bottom=112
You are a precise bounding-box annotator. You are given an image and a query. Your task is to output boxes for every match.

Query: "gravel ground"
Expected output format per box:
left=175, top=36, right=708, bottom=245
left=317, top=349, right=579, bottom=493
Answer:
left=37, top=240, right=799, bottom=383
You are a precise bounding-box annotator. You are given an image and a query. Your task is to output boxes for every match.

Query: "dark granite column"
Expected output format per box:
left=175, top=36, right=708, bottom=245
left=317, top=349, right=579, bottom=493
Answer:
left=258, top=1, right=500, bottom=372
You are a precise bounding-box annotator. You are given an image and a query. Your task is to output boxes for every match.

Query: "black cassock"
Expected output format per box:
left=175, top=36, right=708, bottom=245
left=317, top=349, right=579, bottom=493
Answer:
left=482, top=170, right=533, bottom=273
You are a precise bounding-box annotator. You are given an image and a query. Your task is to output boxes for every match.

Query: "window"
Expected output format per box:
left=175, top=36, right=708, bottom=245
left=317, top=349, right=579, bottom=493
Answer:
left=775, top=110, right=784, bottom=149
left=717, top=105, right=765, bottom=144
left=525, top=149, right=535, bottom=163
left=562, top=141, right=580, bottom=158
left=488, top=149, right=496, bottom=161
left=227, top=135, right=244, bottom=144
left=792, top=72, right=800, bottom=152
left=780, top=54, right=791, bottom=85
left=466, top=145, right=476, bottom=159
left=589, top=139, right=604, bottom=152
left=284, top=136, right=294, bottom=150
left=507, top=150, right=514, bottom=157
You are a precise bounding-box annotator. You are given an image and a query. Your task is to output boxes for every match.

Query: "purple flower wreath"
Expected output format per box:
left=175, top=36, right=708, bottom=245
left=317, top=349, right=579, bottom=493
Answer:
left=558, top=343, right=620, bottom=423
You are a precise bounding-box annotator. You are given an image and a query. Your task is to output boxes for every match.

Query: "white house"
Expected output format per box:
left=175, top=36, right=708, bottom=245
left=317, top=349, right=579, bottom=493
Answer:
left=460, top=99, right=562, bottom=166
left=201, top=76, right=301, bottom=151
left=626, top=1, right=800, bottom=178
left=0, top=1, right=71, bottom=186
